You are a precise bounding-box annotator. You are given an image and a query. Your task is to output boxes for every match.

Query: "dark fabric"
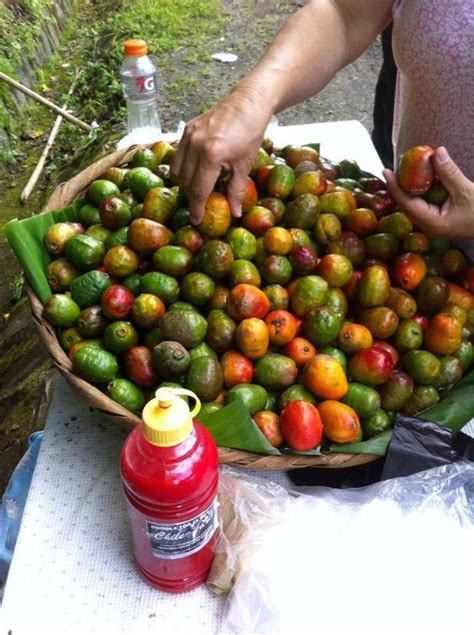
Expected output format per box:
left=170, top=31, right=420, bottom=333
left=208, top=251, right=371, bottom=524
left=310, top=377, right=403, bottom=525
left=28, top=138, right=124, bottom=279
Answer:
left=371, top=24, right=397, bottom=169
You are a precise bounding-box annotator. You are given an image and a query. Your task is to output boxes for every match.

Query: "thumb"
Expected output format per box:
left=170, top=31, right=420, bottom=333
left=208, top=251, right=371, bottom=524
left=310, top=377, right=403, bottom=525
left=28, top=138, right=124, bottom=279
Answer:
left=433, top=147, right=469, bottom=197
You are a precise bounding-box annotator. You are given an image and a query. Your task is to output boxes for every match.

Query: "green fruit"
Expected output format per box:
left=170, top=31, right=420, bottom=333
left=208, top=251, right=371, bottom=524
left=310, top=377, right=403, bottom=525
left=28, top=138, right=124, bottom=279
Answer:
left=107, top=378, right=145, bottom=413
left=44, top=222, right=82, bottom=256
left=254, top=353, right=298, bottom=391
left=362, top=409, right=392, bottom=439
left=393, top=319, right=423, bottom=353
left=283, top=193, right=320, bottom=229
left=85, top=224, right=112, bottom=243
left=364, top=233, right=399, bottom=261
left=264, top=392, right=279, bottom=412
left=402, top=350, right=441, bottom=385
left=199, top=402, right=223, bottom=417
left=290, top=275, right=328, bottom=317
left=144, top=326, right=164, bottom=348
left=189, top=342, right=219, bottom=363
left=43, top=294, right=81, bottom=327
left=69, top=270, right=112, bottom=308
left=380, top=370, right=414, bottom=410
left=46, top=258, right=80, bottom=292
left=104, top=226, right=129, bottom=250
left=454, top=340, right=473, bottom=371
left=103, top=321, right=138, bottom=354
left=279, top=384, right=318, bottom=408
left=199, top=240, right=234, bottom=279
left=140, top=271, right=180, bottom=305
left=100, top=197, right=131, bottom=229
left=60, top=327, right=83, bottom=352
left=170, top=207, right=191, bottom=231
left=358, top=265, right=390, bottom=308
left=78, top=204, right=101, bottom=227
left=314, top=213, right=342, bottom=245
left=319, top=346, right=347, bottom=372
left=341, top=383, right=381, bottom=418
left=131, top=148, right=159, bottom=171
left=86, top=180, right=121, bottom=206
left=260, top=255, right=292, bottom=285
left=228, top=260, right=261, bottom=287
left=72, top=346, right=119, bottom=384
left=160, top=309, right=207, bottom=348
left=77, top=305, right=108, bottom=338
left=266, top=164, right=295, bottom=199
left=168, top=301, right=199, bottom=312
left=377, top=212, right=413, bottom=239
left=334, top=178, right=360, bottom=191
left=153, top=245, right=193, bottom=278
left=143, top=187, right=179, bottom=223
left=122, top=273, right=142, bottom=295
left=325, top=288, right=348, bottom=320
left=402, top=385, right=440, bottom=416
left=153, top=340, right=191, bottom=378
left=226, top=227, right=257, bottom=260
left=227, top=383, right=268, bottom=416
left=337, top=159, right=361, bottom=180
left=181, top=272, right=216, bottom=306
left=431, top=356, right=464, bottom=389
left=186, top=357, right=223, bottom=401
left=304, top=306, right=341, bottom=346
left=124, top=167, right=163, bottom=200
left=206, top=309, right=236, bottom=353
left=386, top=287, right=417, bottom=319
left=64, top=234, right=105, bottom=271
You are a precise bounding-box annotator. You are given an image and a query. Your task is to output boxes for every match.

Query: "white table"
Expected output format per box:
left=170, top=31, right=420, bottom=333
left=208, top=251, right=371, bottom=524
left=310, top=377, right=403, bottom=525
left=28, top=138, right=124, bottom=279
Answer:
left=1, top=122, right=385, bottom=635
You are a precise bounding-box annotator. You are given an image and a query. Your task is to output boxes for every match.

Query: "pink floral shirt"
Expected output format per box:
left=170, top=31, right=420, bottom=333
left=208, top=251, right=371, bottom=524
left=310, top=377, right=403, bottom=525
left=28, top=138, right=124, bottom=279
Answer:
left=392, top=0, right=474, bottom=180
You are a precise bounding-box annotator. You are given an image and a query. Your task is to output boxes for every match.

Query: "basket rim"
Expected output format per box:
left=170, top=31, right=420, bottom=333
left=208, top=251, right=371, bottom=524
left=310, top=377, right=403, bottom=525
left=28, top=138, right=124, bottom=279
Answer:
left=26, top=145, right=381, bottom=470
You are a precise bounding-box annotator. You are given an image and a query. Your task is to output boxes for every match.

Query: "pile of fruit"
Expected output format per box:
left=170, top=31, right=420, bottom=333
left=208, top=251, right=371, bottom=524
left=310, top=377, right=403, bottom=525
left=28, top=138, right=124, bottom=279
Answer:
left=41, top=140, right=474, bottom=452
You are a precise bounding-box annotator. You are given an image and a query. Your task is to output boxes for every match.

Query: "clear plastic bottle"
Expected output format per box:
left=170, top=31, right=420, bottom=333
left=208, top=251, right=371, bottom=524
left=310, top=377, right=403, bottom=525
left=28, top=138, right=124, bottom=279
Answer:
left=120, top=39, right=161, bottom=143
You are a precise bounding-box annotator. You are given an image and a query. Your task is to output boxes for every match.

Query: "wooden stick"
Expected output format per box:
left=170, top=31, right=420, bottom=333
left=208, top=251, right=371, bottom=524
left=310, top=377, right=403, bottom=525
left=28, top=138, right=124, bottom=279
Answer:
left=20, top=75, right=81, bottom=204
left=0, top=71, right=93, bottom=132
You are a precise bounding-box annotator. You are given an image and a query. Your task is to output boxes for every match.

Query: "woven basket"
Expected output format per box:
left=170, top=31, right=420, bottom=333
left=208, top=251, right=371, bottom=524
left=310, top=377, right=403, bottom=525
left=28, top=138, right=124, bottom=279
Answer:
left=29, top=144, right=379, bottom=470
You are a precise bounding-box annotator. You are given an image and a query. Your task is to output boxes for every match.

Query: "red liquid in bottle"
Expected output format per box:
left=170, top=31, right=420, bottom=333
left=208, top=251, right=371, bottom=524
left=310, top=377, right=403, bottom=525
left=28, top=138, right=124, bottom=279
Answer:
left=120, top=389, right=219, bottom=592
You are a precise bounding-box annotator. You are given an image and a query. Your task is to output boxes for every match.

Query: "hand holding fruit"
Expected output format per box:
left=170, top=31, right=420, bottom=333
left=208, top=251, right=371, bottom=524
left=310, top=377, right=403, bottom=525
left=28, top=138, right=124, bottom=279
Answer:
left=171, top=84, right=274, bottom=224
left=384, top=146, right=474, bottom=240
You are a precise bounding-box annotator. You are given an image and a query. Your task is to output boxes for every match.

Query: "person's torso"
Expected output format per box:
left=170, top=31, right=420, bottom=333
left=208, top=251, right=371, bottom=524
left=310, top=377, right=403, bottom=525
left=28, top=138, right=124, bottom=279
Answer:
left=392, top=0, right=474, bottom=179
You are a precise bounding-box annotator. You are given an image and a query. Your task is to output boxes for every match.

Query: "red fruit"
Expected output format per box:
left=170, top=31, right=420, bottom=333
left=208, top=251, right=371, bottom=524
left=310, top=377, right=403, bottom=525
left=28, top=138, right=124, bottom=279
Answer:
left=354, top=191, right=391, bottom=219
left=373, top=190, right=396, bottom=214
left=124, top=346, right=158, bottom=388
left=280, top=400, right=323, bottom=451
left=348, top=346, right=394, bottom=385
left=411, top=313, right=429, bottom=331
left=255, top=165, right=274, bottom=190
left=289, top=245, right=318, bottom=275
left=227, top=284, right=271, bottom=321
left=372, top=340, right=399, bottom=367
left=457, top=266, right=474, bottom=295
left=397, top=145, right=435, bottom=196
left=342, top=270, right=363, bottom=301
left=392, top=252, right=427, bottom=290
left=221, top=351, right=254, bottom=388
left=101, top=285, right=134, bottom=320
left=360, top=177, right=386, bottom=193
left=239, top=176, right=259, bottom=213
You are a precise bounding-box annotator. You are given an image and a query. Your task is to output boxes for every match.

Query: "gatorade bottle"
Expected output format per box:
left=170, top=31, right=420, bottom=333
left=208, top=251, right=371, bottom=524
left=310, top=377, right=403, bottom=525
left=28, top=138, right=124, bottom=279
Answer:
left=120, top=387, right=219, bottom=592
left=120, top=38, right=161, bottom=141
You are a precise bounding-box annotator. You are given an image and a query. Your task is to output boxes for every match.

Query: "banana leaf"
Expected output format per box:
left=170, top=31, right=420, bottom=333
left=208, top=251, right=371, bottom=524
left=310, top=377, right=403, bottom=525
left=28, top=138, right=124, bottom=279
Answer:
left=198, top=399, right=281, bottom=455
left=4, top=199, right=84, bottom=303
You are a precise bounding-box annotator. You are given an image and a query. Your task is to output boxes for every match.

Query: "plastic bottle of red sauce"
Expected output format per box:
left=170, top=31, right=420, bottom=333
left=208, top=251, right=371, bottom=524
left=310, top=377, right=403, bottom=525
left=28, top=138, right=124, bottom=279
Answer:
left=120, top=387, right=219, bottom=592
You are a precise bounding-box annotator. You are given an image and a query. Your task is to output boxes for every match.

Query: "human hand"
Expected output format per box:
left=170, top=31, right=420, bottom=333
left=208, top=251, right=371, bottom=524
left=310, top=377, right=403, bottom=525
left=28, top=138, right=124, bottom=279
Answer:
left=383, top=147, right=474, bottom=239
left=171, top=86, right=274, bottom=224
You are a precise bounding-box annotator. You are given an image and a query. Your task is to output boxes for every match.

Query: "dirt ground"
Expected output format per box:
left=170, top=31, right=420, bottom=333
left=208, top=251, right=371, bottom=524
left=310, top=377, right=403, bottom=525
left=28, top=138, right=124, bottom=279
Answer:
left=0, top=0, right=382, bottom=492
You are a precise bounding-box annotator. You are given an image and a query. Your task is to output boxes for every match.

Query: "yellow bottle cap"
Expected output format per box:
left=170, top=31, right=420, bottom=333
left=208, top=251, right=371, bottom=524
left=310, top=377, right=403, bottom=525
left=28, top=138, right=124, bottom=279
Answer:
left=142, top=387, right=201, bottom=447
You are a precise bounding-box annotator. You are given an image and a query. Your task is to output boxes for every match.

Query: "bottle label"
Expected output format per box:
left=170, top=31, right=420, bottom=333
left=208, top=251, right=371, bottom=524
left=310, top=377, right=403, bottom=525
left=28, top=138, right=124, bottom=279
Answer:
left=146, top=498, right=219, bottom=560
left=122, top=72, right=157, bottom=99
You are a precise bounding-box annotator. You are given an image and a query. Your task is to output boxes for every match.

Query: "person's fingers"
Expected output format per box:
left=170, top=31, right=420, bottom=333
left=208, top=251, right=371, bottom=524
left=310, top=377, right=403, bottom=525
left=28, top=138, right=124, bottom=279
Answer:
left=170, top=133, right=188, bottom=180
left=432, top=147, right=470, bottom=198
left=226, top=163, right=250, bottom=218
left=187, top=160, right=221, bottom=225
left=383, top=169, right=443, bottom=236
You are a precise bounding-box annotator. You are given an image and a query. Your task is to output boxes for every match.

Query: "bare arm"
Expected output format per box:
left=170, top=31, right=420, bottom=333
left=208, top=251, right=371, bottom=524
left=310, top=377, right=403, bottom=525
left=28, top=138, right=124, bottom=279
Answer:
left=172, top=0, right=395, bottom=223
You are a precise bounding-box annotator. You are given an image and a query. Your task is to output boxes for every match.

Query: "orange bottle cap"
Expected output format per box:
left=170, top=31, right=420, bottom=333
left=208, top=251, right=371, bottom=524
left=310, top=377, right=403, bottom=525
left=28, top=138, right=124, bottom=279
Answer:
left=124, top=39, right=148, bottom=56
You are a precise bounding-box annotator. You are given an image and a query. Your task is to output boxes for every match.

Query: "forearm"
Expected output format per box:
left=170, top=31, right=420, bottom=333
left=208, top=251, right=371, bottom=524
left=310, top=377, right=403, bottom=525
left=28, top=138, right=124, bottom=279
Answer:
left=233, top=0, right=393, bottom=115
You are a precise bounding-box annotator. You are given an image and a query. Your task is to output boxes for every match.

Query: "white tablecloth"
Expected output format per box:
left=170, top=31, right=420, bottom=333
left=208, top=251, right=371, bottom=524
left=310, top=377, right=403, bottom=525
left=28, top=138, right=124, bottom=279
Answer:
left=2, top=122, right=385, bottom=635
